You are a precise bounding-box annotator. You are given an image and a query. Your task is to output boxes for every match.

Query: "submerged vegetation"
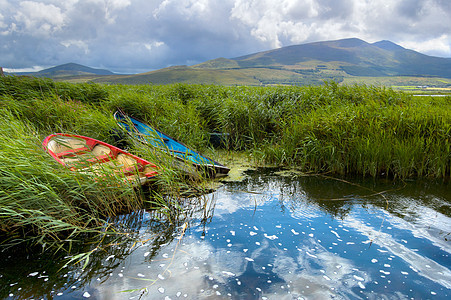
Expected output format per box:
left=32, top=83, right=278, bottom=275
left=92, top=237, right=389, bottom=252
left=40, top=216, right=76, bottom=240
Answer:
left=0, top=75, right=450, bottom=250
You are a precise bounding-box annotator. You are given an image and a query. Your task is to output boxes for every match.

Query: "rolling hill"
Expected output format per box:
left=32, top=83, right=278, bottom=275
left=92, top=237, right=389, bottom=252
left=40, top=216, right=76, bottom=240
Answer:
left=206, top=38, right=451, bottom=78
left=14, top=63, right=115, bottom=78
left=9, top=38, right=451, bottom=87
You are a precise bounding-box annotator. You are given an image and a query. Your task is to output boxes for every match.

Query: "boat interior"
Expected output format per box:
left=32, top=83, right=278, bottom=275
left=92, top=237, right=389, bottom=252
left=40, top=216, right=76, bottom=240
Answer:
left=46, top=136, right=157, bottom=183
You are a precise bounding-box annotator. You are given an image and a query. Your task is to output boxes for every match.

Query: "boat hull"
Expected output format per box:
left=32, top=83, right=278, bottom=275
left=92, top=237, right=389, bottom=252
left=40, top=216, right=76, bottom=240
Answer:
left=42, top=133, right=159, bottom=185
left=113, top=110, right=230, bottom=177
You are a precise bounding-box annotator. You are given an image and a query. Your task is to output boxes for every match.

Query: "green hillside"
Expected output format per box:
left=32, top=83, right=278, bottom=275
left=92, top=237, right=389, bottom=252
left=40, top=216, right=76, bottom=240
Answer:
left=11, top=38, right=451, bottom=88
left=94, top=38, right=451, bottom=87
left=16, top=63, right=114, bottom=78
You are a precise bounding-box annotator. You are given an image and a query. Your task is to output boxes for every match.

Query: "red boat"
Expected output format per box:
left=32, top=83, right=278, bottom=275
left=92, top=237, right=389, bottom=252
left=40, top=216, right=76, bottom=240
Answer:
left=42, top=133, right=159, bottom=185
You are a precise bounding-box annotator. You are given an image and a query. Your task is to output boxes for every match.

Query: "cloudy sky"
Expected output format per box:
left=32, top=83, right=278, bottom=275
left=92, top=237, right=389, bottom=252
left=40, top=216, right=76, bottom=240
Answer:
left=1, top=0, right=450, bottom=74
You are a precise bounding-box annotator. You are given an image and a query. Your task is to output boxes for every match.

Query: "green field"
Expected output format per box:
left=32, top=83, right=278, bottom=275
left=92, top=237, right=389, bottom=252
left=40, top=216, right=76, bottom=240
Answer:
left=1, top=76, right=450, bottom=249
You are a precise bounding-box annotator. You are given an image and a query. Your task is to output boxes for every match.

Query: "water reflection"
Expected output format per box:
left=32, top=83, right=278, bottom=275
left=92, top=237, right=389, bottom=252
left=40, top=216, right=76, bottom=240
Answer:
left=1, top=169, right=450, bottom=299
left=0, top=195, right=213, bottom=299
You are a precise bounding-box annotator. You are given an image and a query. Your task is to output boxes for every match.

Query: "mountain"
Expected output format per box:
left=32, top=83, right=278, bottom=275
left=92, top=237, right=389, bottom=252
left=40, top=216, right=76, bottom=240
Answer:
left=372, top=40, right=405, bottom=51
left=13, top=63, right=114, bottom=78
left=222, top=38, right=451, bottom=78
left=97, top=38, right=450, bottom=86
left=10, top=39, right=451, bottom=87
left=39, top=63, right=115, bottom=76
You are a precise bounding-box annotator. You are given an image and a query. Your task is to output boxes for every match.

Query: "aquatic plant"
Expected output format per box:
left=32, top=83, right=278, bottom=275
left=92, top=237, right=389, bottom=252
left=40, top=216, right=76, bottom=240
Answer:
left=0, top=75, right=449, bottom=251
left=102, top=82, right=449, bottom=179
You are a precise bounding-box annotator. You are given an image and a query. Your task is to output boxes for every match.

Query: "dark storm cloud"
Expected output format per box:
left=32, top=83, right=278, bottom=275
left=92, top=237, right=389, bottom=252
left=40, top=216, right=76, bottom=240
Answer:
left=1, top=0, right=450, bottom=74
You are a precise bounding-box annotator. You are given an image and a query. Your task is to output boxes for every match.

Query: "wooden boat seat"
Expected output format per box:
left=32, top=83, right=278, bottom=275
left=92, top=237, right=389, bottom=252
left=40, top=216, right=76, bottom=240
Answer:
left=59, top=144, right=113, bottom=165
left=116, top=153, right=144, bottom=175
left=116, top=153, right=136, bottom=167
left=47, top=138, right=89, bottom=158
left=91, top=144, right=112, bottom=156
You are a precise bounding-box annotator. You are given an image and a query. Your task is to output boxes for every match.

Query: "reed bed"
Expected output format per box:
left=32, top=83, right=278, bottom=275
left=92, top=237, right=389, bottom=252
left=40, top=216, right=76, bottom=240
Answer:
left=0, top=77, right=209, bottom=250
left=108, top=82, right=449, bottom=179
left=0, top=111, right=136, bottom=247
left=0, top=76, right=449, bottom=250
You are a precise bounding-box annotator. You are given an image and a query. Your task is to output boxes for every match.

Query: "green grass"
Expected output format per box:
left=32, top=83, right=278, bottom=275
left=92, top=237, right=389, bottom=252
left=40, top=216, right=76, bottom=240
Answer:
left=0, top=76, right=212, bottom=250
left=1, top=76, right=450, bottom=250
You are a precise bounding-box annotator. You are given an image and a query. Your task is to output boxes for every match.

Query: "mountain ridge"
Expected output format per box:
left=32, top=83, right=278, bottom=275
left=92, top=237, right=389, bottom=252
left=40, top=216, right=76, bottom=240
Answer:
left=12, top=63, right=115, bottom=77
left=7, top=38, right=451, bottom=86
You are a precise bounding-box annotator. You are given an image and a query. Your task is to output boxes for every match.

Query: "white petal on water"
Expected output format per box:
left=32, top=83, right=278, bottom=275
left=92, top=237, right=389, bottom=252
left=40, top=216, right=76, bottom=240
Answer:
left=243, top=249, right=248, bottom=252
left=28, top=272, right=39, bottom=277
left=353, top=275, right=365, bottom=281
left=222, top=271, right=236, bottom=276
left=144, top=252, right=150, bottom=257
left=264, top=234, right=278, bottom=240
left=158, top=274, right=165, bottom=280
left=358, top=282, right=366, bottom=289
left=253, top=226, right=259, bottom=231
left=230, top=231, right=236, bottom=236
left=158, top=287, right=165, bottom=293
left=245, top=257, right=254, bottom=262
left=250, top=231, right=258, bottom=236
left=331, top=230, right=340, bottom=238
left=83, top=292, right=91, bottom=298
left=137, top=273, right=145, bottom=277
left=371, top=259, right=378, bottom=263
left=291, top=229, right=299, bottom=235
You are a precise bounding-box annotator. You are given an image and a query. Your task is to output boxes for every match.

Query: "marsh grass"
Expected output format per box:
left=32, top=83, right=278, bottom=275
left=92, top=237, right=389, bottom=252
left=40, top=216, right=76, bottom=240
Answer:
left=0, top=77, right=208, bottom=249
left=1, top=75, right=449, bottom=250
left=0, top=110, right=149, bottom=248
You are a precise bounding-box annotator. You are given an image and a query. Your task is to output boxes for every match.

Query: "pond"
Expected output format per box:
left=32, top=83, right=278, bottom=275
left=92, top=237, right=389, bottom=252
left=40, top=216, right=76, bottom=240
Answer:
left=1, top=168, right=450, bottom=299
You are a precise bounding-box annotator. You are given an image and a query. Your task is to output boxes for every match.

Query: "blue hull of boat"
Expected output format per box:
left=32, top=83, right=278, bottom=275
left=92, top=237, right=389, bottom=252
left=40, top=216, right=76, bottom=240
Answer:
left=114, top=111, right=230, bottom=176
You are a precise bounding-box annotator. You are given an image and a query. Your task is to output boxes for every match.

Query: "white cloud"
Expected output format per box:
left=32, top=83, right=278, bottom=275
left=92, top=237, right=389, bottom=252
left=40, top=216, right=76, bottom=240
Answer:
left=3, top=66, right=46, bottom=73
left=61, top=39, right=90, bottom=54
left=153, top=0, right=211, bottom=20
left=231, top=0, right=354, bottom=48
left=400, top=34, right=451, bottom=57
left=13, top=1, right=65, bottom=36
left=0, top=0, right=450, bottom=73
left=102, top=0, right=132, bottom=24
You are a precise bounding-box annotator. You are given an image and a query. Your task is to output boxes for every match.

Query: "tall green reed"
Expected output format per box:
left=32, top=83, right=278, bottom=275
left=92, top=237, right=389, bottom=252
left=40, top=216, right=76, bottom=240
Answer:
left=0, top=110, right=138, bottom=248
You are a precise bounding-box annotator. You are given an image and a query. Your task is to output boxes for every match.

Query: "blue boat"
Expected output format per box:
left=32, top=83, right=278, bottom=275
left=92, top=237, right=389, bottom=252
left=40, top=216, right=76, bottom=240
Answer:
left=114, top=110, right=230, bottom=177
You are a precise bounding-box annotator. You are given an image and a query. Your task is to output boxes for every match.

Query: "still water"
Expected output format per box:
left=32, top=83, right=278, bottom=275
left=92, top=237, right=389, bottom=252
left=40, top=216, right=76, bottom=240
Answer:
left=1, top=168, right=450, bottom=299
